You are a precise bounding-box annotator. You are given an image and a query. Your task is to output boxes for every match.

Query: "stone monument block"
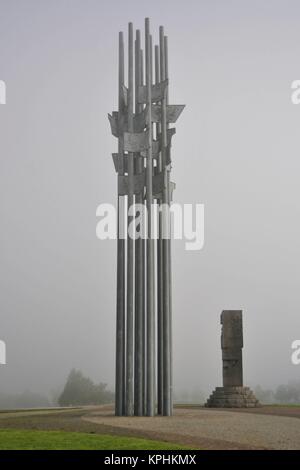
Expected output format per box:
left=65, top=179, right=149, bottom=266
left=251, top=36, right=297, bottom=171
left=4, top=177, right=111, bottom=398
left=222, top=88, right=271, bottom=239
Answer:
left=221, top=310, right=243, bottom=387
left=206, top=310, right=260, bottom=408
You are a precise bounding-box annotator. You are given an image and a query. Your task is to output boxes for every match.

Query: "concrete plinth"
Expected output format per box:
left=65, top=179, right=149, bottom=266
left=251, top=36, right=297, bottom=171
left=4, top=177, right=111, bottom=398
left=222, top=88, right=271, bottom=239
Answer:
left=205, top=386, right=260, bottom=408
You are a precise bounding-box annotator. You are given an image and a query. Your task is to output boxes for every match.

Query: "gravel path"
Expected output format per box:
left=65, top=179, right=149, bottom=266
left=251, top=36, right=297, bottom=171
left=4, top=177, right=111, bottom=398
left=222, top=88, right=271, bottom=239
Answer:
left=84, top=407, right=300, bottom=450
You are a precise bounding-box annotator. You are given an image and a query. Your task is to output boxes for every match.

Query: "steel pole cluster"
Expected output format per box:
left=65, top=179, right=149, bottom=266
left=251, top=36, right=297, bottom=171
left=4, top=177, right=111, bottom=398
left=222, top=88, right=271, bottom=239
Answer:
left=109, top=18, right=184, bottom=417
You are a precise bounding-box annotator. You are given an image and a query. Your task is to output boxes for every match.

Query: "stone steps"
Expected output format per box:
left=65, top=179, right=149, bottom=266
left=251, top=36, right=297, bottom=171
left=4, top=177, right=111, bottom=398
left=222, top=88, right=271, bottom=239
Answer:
left=205, top=386, right=260, bottom=408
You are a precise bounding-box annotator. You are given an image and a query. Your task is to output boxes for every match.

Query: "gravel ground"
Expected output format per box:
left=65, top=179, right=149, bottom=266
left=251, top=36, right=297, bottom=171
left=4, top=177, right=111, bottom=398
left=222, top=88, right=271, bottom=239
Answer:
left=0, top=405, right=299, bottom=450
left=84, top=407, right=300, bottom=450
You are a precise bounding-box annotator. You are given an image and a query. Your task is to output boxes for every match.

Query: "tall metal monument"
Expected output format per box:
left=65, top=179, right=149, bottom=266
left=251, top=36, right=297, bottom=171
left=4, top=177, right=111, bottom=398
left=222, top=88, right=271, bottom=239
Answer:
left=109, top=18, right=184, bottom=416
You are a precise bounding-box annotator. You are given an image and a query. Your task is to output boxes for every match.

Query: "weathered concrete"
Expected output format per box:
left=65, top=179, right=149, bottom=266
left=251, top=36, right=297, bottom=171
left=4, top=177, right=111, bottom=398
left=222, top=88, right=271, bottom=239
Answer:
left=221, top=310, right=243, bottom=387
left=206, top=386, right=259, bottom=408
left=206, top=310, right=259, bottom=408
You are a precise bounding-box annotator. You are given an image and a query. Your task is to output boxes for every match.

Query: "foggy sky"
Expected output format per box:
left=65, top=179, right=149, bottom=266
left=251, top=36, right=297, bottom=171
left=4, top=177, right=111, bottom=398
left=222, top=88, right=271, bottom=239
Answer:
left=0, top=0, right=300, bottom=398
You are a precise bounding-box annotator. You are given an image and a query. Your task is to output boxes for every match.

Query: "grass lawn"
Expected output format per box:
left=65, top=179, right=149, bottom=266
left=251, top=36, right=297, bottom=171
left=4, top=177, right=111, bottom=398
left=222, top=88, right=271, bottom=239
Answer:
left=0, top=429, right=189, bottom=450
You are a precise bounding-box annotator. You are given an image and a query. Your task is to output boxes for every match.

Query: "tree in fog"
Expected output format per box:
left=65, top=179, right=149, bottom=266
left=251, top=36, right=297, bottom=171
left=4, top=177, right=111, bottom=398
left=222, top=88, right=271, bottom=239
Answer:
left=274, top=381, right=300, bottom=404
left=58, top=369, right=114, bottom=406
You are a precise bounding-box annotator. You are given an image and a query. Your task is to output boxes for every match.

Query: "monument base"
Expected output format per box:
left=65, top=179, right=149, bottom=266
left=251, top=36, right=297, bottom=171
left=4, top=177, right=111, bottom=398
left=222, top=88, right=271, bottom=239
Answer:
left=205, top=386, right=260, bottom=408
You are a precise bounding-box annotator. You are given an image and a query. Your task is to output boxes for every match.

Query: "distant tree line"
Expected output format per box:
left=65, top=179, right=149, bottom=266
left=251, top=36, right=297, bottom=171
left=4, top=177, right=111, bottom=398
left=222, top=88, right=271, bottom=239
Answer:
left=255, top=381, right=300, bottom=404
left=58, top=369, right=114, bottom=406
left=1, top=377, right=299, bottom=410
left=174, top=381, right=300, bottom=405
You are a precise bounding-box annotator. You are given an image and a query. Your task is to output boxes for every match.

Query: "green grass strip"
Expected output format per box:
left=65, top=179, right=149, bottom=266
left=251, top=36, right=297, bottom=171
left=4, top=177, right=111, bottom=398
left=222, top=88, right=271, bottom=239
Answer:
left=0, top=429, right=190, bottom=450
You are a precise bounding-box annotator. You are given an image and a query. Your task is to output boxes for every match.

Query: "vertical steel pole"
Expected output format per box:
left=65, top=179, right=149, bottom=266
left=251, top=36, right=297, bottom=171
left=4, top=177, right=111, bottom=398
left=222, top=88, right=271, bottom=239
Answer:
left=139, top=48, right=147, bottom=416
left=160, top=25, right=171, bottom=416
left=145, top=17, right=155, bottom=416
left=116, top=31, right=125, bottom=416
left=134, top=29, right=144, bottom=416
left=126, top=22, right=134, bottom=417
left=164, top=34, right=173, bottom=413
left=151, top=32, right=157, bottom=410
left=155, top=44, right=163, bottom=415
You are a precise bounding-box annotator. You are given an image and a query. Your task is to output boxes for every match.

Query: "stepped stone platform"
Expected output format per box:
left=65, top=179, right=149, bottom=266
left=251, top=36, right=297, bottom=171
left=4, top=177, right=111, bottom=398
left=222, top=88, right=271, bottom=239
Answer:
left=205, top=386, right=260, bottom=408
